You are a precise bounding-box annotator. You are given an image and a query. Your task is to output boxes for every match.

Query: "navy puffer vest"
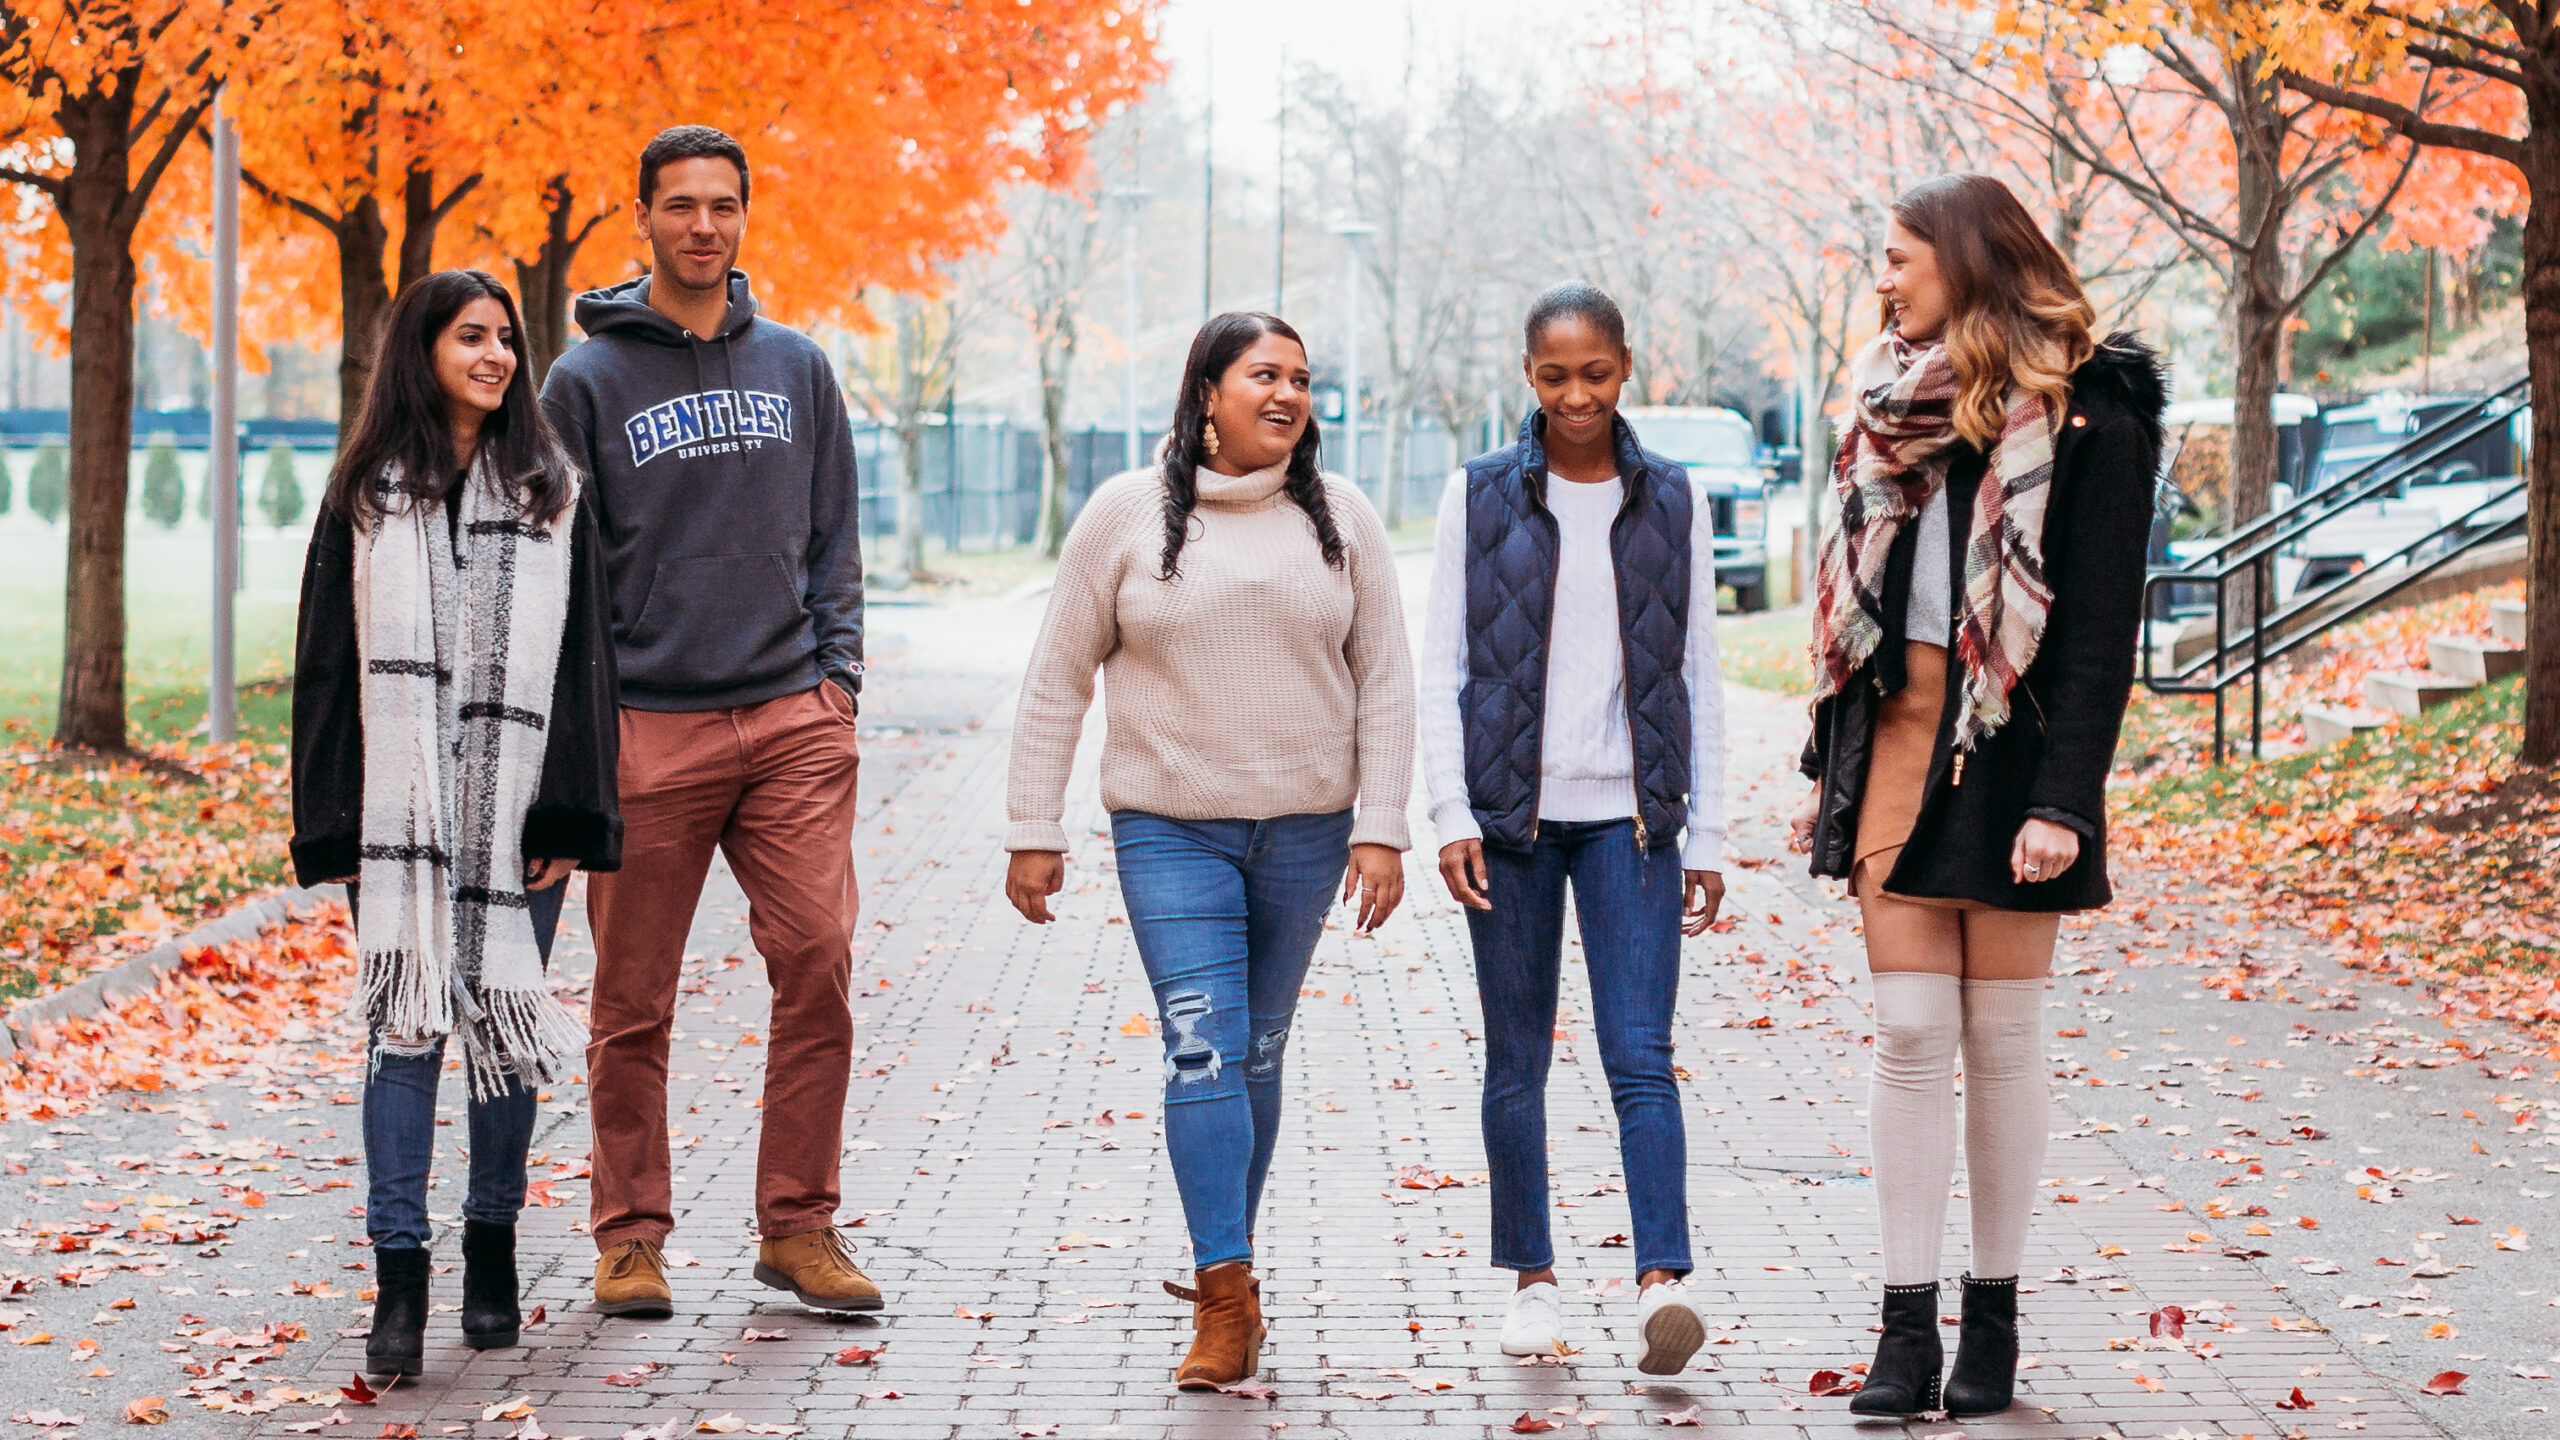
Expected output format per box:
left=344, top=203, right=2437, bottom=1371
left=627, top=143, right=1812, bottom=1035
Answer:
left=1461, top=411, right=1693, bottom=850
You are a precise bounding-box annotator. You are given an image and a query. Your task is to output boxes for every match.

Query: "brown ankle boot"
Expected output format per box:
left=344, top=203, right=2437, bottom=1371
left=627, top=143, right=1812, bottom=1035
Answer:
left=1165, top=1265, right=1264, bottom=1389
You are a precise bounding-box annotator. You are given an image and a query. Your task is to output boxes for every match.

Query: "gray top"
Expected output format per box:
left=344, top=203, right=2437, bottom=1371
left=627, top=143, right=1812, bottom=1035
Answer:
left=1907, top=485, right=1952, bottom=647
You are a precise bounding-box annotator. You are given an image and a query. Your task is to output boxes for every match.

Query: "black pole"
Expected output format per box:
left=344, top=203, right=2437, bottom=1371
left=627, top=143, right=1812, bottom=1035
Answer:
left=2250, top=558, right=2265, bottom=760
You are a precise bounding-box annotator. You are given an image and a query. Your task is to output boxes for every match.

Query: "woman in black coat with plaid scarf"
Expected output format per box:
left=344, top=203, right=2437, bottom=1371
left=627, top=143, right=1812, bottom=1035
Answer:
left=1786, top=175, right=2166, bottom=1419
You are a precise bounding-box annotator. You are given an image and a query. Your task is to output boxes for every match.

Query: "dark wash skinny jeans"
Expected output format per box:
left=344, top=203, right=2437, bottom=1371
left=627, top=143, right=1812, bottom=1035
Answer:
left=1468, top=818, right=1693, bottom=1278
left=348, top=882, right=563, bottom=1251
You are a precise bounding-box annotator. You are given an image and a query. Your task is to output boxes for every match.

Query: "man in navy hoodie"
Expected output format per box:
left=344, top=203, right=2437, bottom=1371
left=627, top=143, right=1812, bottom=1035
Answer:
left=541, top=125, right=879, bottom=1319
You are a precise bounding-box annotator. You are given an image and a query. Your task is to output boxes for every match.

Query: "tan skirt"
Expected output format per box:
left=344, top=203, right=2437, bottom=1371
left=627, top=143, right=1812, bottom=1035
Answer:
left=1852, top=641, right=1980, bottom=909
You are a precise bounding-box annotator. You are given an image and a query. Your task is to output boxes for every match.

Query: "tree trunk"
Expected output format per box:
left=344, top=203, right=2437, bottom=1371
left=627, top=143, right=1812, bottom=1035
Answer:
left=399, top=167, right=439, bottom=290
left=336, top=195, right=393, bottom=425
left=897, top=418, right=928, bottom=578
left=2219, top=62, right=2293, bottom=641
left=513, top=184, right=590, bottom=386
left=1382, top=392, right=1411, bottom=528
left=2520, top=126, right=2560, bottom=766
left=1797, top=353, right=1830, bottom=600
left=54, top=105, right=142, bottom=752
left=1035, top=314, right=1078, bottom=559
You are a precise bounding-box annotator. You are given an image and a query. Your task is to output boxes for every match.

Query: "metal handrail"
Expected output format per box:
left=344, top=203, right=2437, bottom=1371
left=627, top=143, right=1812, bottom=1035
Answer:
left=2139, top=377, right=2528, bottom=764
left=2170, top=375, right=2526, bottom=579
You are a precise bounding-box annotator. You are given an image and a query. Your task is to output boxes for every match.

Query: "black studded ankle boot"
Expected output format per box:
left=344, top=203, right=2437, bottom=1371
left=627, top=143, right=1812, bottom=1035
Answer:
left=1942, top=1274, right=2020, bottom=1416
left=1848, top=1280, right=1943, bottom=1416
left=460, top=1220, right=521, bottom=1350
left=366, top=1245, right=430, bottom=1377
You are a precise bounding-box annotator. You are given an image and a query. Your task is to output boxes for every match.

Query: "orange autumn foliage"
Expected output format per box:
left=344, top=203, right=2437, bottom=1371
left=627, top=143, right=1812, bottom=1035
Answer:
left=157, top=1, right=1165, bottom=373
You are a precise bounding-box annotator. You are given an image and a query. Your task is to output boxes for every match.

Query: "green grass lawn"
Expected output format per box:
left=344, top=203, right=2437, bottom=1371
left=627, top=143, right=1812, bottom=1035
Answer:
left=1718, top=608, right=1812, bottom=695
left=0, top=513, right=308, bottom=740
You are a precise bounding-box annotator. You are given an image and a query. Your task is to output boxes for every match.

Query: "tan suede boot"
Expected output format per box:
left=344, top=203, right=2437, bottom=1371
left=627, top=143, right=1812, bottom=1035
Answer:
left=1165, top=1264, right=1264, bottom=1389
left=591, top=1238, right=674, bottom=1318
left=754, top=1227, right=884, bottom=1313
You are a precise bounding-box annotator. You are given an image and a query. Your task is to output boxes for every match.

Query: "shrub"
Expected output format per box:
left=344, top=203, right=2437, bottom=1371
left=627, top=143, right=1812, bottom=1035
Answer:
left=140, top=432, right=184, bottom=528
left=258, top=442, right=304, bottom=528
left=27, top=443, right=65, bottom=525
left=0, top=449, right=13, bottom=518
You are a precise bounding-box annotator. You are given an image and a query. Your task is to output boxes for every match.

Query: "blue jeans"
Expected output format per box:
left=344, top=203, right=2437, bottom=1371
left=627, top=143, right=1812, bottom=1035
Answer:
left=351, top=880, right=563, bottom=1251
left=1467, top=819, right=1692, bottom=1278
left=1110, top=809, right=1353, bottom=1269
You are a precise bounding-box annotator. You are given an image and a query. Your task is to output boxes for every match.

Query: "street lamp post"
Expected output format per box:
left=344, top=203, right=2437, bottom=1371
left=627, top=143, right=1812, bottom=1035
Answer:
left=1109, top=186, right=1152, bottom=473
left=208, top=89, right=241, bottom=744
left=1327, top=220, right=1375, bottom=488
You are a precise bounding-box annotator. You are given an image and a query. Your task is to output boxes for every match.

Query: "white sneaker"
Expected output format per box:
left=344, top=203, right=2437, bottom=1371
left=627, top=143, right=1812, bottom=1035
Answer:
left=1635, top=1279, right=1705, bottom=1375
left=1500, top=1281, right=1564, bottom=1356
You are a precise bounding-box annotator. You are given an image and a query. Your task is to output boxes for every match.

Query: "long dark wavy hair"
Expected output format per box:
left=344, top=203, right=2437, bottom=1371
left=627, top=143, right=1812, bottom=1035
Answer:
left=1157, top=311, right=1344, bottom=580
left=323, top=269, right=575, bottom=529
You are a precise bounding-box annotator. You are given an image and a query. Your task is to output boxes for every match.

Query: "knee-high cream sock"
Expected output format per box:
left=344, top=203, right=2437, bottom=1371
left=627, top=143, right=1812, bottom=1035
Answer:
left=1960, top=977, right=2050, bottom=1281
left=1870, top=972, right=1961, bottom=1286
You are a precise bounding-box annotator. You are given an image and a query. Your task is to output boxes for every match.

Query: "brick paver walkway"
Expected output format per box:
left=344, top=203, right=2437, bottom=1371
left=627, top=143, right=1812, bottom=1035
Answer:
left=243, top=634, right=2461, bottom=1439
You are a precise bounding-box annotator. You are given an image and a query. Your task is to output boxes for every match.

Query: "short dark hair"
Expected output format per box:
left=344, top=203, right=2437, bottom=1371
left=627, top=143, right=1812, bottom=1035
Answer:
left=1524, top=282, right=1627, bottom=354
left=639, top=125, right=750, bottom=207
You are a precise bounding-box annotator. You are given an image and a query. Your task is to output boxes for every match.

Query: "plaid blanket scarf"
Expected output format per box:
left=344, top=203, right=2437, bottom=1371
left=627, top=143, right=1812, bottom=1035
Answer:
left=1812, top=331, right=2059, bottom=749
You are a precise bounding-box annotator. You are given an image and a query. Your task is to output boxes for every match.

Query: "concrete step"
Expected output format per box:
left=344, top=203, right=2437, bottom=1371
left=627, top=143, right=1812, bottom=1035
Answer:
left=2427, top=634, right=2528, bottom=684
left=2364, top=669, right=2479, bottom=717
left=2491, top=597, right=2527, bottom=648
left=2302, top=703, right=2397, bottom=750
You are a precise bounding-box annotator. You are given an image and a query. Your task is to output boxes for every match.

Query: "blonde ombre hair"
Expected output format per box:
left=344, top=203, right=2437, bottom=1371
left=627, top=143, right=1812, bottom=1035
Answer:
left=1884, top=174, right=2096, bottom=447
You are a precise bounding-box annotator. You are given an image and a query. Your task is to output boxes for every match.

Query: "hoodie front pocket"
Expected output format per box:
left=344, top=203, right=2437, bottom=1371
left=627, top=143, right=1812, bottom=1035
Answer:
left=625, top=553, right=808, bottom=686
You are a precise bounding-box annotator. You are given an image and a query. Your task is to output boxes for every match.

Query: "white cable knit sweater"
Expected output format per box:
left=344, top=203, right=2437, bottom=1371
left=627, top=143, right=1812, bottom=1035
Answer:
left=1418, top=467, right=1728, bottom=870
left=1004, top=461, right=1416, bottom=854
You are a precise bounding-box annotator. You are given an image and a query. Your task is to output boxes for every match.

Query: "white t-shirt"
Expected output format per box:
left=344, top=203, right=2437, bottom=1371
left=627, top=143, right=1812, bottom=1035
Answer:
left=1418, top=465, right=1727, bottom=869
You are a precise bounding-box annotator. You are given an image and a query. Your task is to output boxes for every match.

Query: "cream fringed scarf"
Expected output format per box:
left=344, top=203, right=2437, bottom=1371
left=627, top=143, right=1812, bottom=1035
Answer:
left=353, top=463, right=585, bottom=1098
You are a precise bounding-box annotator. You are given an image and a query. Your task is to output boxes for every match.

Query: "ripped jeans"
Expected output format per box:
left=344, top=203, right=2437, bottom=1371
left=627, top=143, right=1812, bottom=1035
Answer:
left=1109, top=809, right=1353, bottom=1269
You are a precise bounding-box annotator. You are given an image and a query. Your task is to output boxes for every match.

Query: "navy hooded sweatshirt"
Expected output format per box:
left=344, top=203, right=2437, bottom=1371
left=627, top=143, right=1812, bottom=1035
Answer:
left=540, top=270, right=864, bottom=712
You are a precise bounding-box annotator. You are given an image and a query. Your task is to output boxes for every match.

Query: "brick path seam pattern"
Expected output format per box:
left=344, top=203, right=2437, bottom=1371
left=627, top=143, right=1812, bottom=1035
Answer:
left=243, top=682, right=2468, bottom=1439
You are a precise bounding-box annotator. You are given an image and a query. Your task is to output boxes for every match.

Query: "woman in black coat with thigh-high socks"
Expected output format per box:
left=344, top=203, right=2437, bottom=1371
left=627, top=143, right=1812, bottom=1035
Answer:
left=1787, top=174, right=2165, bottom=1419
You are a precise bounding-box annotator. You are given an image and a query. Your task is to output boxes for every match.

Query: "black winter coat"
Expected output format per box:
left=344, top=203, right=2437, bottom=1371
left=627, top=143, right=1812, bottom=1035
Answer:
left=288, top=491, right=624, bottom=889
left=1800, top=335, right=2168, bottom=912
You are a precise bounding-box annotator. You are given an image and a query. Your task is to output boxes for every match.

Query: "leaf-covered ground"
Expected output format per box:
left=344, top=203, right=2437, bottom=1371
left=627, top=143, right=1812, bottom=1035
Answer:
left=2113, top=586, right=2554, bottom=1041
left=0, top=695, right=293, bottom=1001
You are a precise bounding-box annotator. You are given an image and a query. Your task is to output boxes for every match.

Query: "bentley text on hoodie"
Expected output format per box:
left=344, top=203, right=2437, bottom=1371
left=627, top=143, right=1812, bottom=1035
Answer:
left=540, top=270, right=864, bottom=712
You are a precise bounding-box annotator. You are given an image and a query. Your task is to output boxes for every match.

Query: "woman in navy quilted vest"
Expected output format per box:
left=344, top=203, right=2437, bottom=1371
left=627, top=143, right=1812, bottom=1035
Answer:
left=1419, top=283, right=1727, bottom=1377
left=1786, top=175, right=2167, bottom=1419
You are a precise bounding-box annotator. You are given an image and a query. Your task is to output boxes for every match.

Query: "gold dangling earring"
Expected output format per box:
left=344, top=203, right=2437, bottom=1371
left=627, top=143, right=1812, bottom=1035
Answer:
left=1201, top=418, right=1220, bottom=458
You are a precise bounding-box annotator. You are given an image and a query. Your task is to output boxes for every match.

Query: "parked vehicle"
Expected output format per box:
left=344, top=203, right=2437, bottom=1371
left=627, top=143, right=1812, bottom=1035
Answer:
left=1622, top=405, right=1772, bottom=611
left=2155, top=388, right=2530, bottom=611
left=2274, top=391, right=2527, bottom=595
left=2305, top=392, right=2515, bottom=492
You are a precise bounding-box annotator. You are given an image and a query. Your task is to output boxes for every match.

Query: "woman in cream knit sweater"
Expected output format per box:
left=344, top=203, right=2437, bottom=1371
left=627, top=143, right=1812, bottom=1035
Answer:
left=1003, top=311, right=1416, bottom=1390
